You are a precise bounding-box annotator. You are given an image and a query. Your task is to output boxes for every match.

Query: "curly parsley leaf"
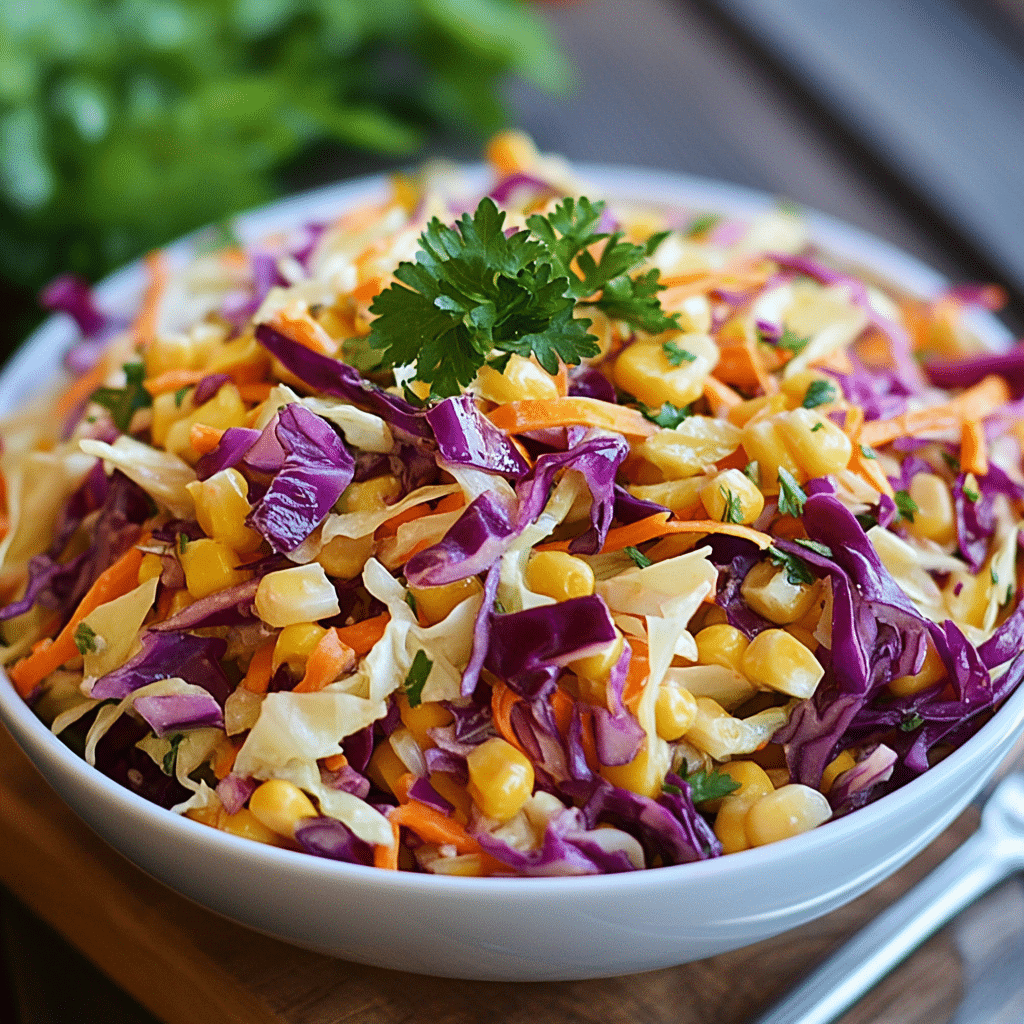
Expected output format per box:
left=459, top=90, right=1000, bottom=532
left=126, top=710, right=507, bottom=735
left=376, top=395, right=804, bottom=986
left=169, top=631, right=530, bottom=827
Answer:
left=767, top=545, right=816, bottom=586
left=162, top=734, right=185, bottom=776
left=794, top=538, right=833, bottom=558
left=625, top=545, right=652, bottom=569
left=894, top=490, right=919, bottom=523
left=776, top=467, right=808, bottom=518
left=90, top=363, right=152, bottom=433
left=403, top=649, right=433, bottom=708
left=778, top=327, right=811, bottom=353
left=74, top=623, right=99, bottom=656
left=900, top=713, right=924, bottom=733
left=720, top=487, right=744, bottom=524
left=369, top=196, right=678, bottom=397
left=802, top=379, right=838, bottom=408
left=744, top=460, right=761, bottom=486
left=642, top=402, right=690, bottom=428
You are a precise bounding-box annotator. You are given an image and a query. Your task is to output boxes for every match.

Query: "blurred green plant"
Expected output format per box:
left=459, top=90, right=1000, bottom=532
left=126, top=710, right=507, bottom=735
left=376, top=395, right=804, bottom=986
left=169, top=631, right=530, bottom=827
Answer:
left=0, top=0, right=570, bottom=291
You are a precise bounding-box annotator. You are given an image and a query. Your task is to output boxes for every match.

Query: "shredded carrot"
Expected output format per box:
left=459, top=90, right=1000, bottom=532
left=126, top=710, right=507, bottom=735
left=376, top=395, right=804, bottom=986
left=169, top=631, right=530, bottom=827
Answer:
left=8, top=546, right=145, bottom=696
left=376, top=502, right=431, bottom=539
left=143, top=369, right=205, bottom=397
left=622, top=639, right=649, bottom=710
left=322, top=753, right=348, bottom=772
left=658, top=263, right=770, bottom=300
left=213, top=739, right=239, bottom=780
left=487, top=397, right=658, bottom=439
left=374, top=814, right=401, bottom=871
left=388, top=801, right=482, bottom=855
left=859, top=375, right=1009, bottom=448
left=554, top=359, right=569, bottom=398
left=189, top=422, right=224, bottom=456
left=537, top=513, right=771, bottom=554
left=702, top=376, right=743, bottom=416
left=334, top=613, right=391, bottom=656
left=55, top=360, right=108, bottom=418
left=350, top=277, right=383, bottom=304
left=237, top=382, right=273, bottom=404
left=267, top=307, right=336, bottom=355
left=293, top=630, right=356, bottom=693
left=393, top=772, right=416, bottom=804
left=491, top=679, right=529, bottom=757
left=241, top=640, right=275, bottom=694
left=851, top=445, right=895, bottom=499
left=133, top=250, right=168, bottom=349
left=961, top=419, right=989, bottom=476
left=434, top=492, right=466, bottom=515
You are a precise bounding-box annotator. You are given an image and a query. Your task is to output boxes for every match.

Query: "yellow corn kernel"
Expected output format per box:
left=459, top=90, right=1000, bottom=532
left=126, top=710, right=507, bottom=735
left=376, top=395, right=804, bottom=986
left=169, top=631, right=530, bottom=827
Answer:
left=467, top=737, right=535, bottom=822
left=634, top=416, right=743, bottom=480
left=168, top=589, right=195, bottom=616
left=138, top=553, right=163, bottom=585
left=249, top=779, right=318, bottom=840
left=186, top=467, right=262, bottom=554
left=740, top=417, right=803, bottom=494
left=254, top=563, right=340, bottom=628
left=398, top=693, right=453, bottom=749
left=338, top=475, right=402, bottom=514
left=151, top=390, right=192, bottom=447
left=699, top=604, right=730, bottom=628
left=179, top=537, right=253, bottom=599
left=613, top=334, right=719, bottom=411
left=221, top=808, right=284, bottom=846
left=695, top=623, right=749, bottom=672
left=409, top=576, right=484, bottom=625
left=204, top=335, right=270, bottom=382
left=272, top=622, right=328, bottom=674
left=745, top=784, right=832, bottom=847
left=821, top=750, right=856, bottom=795
left=429, top=771, right=473, bottom=825
left=316, top=534, right=375, bottom=580
left=779, top=370, right=832, bottom=408
left=714, top=796, right=755, bottom=854
left=741, top=560, right=819, bottom=625
left=525, top=551, right=595, bottom=602
left=568, top=631, right=625, bottom=704
left=700, top=468, right=765, bottom=525
left=888, top=640, right=947, bottom=697
left=655, top=682, right=698, bottom=740
left=366, top=741, right=408, bottom=797
left=741, top=628, right=824, bottom=699
left=600, top=739, right=664, bottom=800
left=775, top=407, right=853, bottom=479
left=905, top=472, right=956, bottom=545
left=627, top=478, right=706, bottom=515
left=164, top=383, right=248, bottom=463
left=784, top=624, right=819, bottom=652
left=475, top=354, right=560, bottom=404
left=486, top=129, right=538, bottom=175
left=727, top=395, right=777, bottom=428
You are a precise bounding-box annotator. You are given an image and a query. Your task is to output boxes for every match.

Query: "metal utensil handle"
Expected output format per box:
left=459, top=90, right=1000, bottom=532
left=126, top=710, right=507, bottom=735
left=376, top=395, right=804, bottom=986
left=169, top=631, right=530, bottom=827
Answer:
left=754, top=826, right=1019, bottom=1024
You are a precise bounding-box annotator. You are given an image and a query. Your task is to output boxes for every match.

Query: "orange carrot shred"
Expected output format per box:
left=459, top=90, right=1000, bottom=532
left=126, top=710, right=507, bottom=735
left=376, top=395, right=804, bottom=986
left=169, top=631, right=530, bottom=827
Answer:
left=621, top=639, right=649, bottom=710
left=374, top=814, right=401, bottom=871
left=143, top=369, right=205, bottom=397
left=213, top=739, right=239, bottom=780
left=389, top=802, right=482, bottom=855
left=322, top=753, right=348, bottom=772
left=334, top=613, right=390, bottom=656
left=268, top=307, right=335, bottom=355
left=189, top=422, right=224, bottom=456
left=537, top=513, right=771, bottom=554
left=961, top=419, right=989, bottom=476
left=491, top=679, right=529, bottom=758
left=133, top=250, right=168, bottom=349
left=237, top=382, right=274, bottom=404
left=293, top=630, right=356, bottom=693
left=241, top=640, right=275, bottom=695
left=55, top=361, right=108, bottom=418
left=487, top=397, right=658, bottom=439
left=702, top=376, right=743, bottom=415
left=7, top=546, right=146, bottom=696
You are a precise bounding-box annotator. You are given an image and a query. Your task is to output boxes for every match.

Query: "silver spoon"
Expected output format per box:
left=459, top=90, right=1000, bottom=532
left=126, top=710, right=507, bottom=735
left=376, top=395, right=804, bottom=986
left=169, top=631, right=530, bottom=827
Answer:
left=754, top=771, right=1024, bottom=1024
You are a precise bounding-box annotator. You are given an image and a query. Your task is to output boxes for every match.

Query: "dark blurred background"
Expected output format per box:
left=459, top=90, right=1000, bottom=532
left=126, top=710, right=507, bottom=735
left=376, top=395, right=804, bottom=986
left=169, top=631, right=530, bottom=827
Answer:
left=3, top=0, right=1024, bottom=1020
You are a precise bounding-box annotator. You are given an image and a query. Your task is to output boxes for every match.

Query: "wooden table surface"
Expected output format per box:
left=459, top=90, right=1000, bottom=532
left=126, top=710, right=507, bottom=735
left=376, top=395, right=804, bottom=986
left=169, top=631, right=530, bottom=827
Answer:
left=3, top=1, right=1020, bottom=1020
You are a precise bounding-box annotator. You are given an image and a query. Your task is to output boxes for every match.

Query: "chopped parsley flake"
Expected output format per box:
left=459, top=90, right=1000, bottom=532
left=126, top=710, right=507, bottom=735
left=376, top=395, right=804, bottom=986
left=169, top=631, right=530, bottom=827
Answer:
left=744, top=460, right=760, bottom=486
left=802, top=380, right=838, bottom=408
left=402, top=650, right=433, bottom=708
left=900, top=713, right=924, bottom=733
left=684, top=767, right=741, bottom=804
left=177, top=533, right=189, bottom=555
left=859, top=444, right=878, bottom=460
left=642, top=402, right=690, bottom=428
left=810, top=421, right=825, bottom=432
left=894, top=490, right=919, bottom=523
left=767, top=545, right=816, bottom=586
left=174, top=386, right=189, bottom=408
left=90, top=363, right=152, bottom=433
left=719, top=487, right=744, bottom=524
left=778, top=327, right=811, bottom=354
left=162, top=734, right=185, bottom=775
left=625, top=545, right=652, bottom=569
left=776, top=467, right=808, bottom=518
left=73, top=622, right=99, bottom=656
left=684, top=213, right=721, bottom=237
left=662, top=340, right=697, bottom=366
left=794, top=538, right=833, bottom=558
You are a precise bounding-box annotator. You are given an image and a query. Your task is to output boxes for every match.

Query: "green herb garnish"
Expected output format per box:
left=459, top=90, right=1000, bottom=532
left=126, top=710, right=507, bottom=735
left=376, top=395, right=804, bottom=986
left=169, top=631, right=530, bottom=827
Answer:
left=900, top=713, right=924, bottom=733
left=684, top=213, right=721, bottom=237
left=177, top=533, right=189, bottom=555
left=625, top=545, right=653, bottom=569
left=405, top=591, right=418, bottom=617
left=894, top=490, right=919, bottom=523
left=776, top=467, right=808, bottom=518
left=794, top=538, right=833, bottom=558
left=684, top=768, right=742, bottom=804
left=778, top=327, right=811, bottom=353
left=662, top=340, right=696, bottom=366
left=162, top=734, right=185, bottom=776
left=403, top=650, right=433, bottom=708
left=368, top=196, right=677, bottom=399
left=811, top=422, right=825, bottom=432
left=90, top=363, right=152, bottom=433
left=859, top=444, right=878, bottom=460
left=174, top=386, right=189, bottom=408
left=802, top=380, right=837, bottom=408
left=720, top=487, right=744, bottom=524
left=744, top=461, right=761, bottom=486
left=642, top=402, right=690, bottom=428
left=73, top=622, right=99, bottom=656
left=767, top=545, right=816, bottom=586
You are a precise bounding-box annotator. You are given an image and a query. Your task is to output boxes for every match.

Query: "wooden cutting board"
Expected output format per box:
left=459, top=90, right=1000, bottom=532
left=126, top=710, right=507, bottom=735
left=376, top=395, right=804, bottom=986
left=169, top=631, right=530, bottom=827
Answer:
left=0, top=722, right=969, bottom=1024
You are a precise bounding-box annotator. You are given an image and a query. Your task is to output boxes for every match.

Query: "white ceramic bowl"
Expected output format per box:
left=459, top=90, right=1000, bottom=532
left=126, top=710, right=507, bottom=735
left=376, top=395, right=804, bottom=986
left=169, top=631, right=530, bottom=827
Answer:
left=2, top=166, right=1023, bottom=982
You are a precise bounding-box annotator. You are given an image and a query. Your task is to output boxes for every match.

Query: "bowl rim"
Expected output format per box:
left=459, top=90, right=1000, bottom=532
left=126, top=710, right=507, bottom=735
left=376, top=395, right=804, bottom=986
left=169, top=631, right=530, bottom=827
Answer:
left=2, top=162, right=1022, bottom=896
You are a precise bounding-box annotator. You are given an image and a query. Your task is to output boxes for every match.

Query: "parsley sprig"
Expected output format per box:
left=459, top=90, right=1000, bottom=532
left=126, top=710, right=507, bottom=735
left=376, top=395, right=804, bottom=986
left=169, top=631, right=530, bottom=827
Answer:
left=90, top=363, right=152, bottom=433
left=368, top=196, right=678, bottom=399
left=403, top=650, right=433, bottom=708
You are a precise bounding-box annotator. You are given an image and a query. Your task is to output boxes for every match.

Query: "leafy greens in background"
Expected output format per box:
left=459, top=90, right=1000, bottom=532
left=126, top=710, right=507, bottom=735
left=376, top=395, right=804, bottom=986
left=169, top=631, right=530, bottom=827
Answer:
left=0, top=0, right=570, bottom=293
